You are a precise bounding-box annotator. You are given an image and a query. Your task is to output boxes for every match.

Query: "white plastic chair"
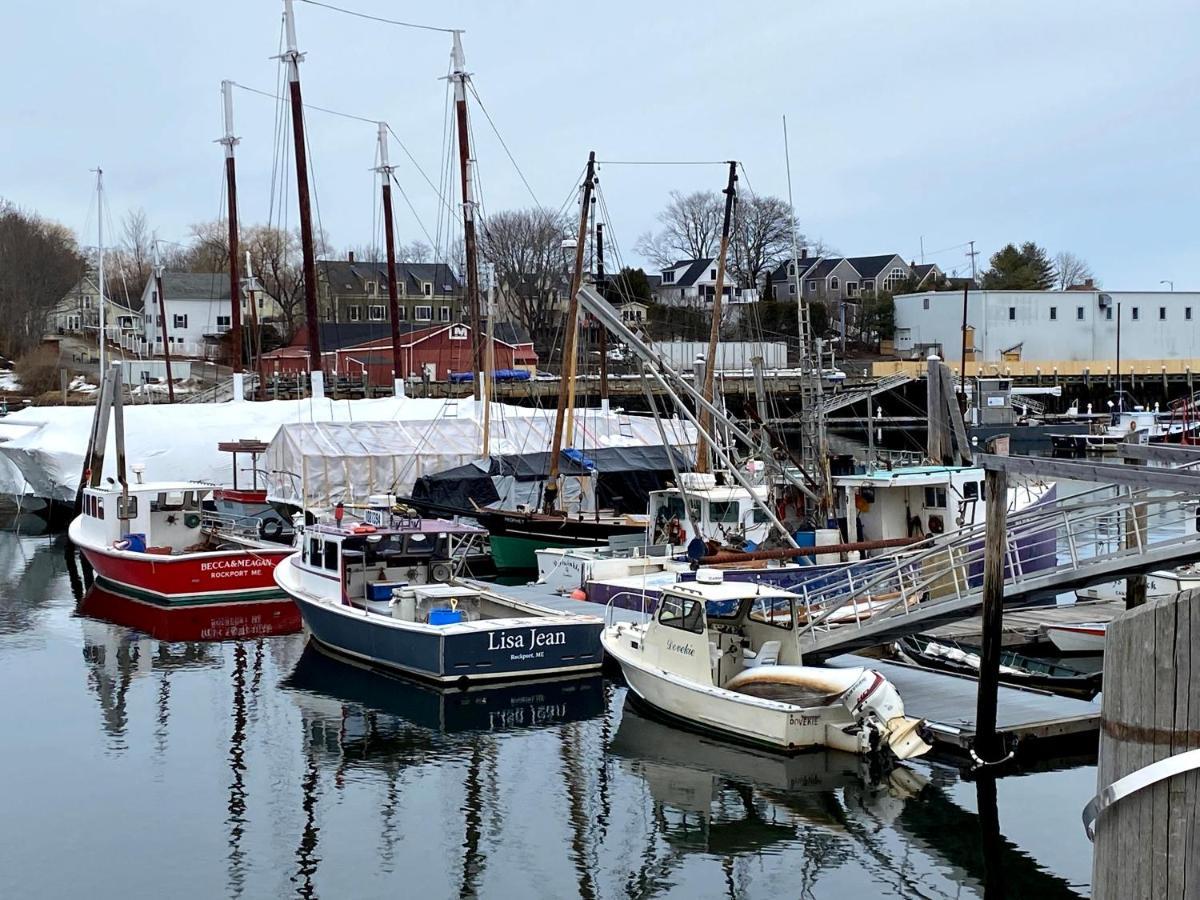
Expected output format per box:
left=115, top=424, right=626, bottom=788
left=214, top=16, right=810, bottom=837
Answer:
left=743, top=640, right=781, bottom=667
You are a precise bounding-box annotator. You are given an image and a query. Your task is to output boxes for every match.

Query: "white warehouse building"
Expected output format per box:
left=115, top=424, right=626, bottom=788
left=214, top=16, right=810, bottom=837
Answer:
left=894, top=289, right=1200, bottom=363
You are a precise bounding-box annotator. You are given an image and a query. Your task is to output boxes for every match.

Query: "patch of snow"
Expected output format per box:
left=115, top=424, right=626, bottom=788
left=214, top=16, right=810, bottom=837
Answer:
left=0, top=370, right=20, bottom=392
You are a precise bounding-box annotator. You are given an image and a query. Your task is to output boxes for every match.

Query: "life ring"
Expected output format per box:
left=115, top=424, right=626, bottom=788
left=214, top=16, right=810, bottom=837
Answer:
left=259, top=519, right=284, bottom=540
left=352, top=524, right=377, bottom=534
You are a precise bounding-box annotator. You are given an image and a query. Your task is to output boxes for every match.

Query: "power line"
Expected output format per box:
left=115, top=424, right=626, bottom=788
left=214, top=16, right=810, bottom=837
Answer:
left=596, top=159, right=729, bottom=166
left=466, top=82, right=540, bottom=208
left=231, top=81, right=378, bottom=125
left=296, top=0, right=459, bottom=34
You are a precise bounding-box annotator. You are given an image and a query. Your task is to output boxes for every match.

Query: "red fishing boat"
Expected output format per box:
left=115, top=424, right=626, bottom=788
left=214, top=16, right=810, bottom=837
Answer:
left=69, top=478, right=295, bottom=605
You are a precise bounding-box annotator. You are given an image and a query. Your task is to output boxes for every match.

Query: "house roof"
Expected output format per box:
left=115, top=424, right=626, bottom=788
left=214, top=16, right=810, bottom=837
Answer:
left=769, top=257, right=821, bottom=283
left=673, top=258, right=716, bottom=287
left=844, top=254, right=903, bottom=279
left=912, top=263, right=939, bottom=279
left=160, top=272, right=234, bottom=301
left=318, top=259, right=461, bottom=294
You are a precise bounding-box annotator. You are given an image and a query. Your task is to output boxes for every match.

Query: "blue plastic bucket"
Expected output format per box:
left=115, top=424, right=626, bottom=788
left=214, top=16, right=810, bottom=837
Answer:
left=124, top=533, right=147, bottom=553
left=428, top=608, right=463, bottom=626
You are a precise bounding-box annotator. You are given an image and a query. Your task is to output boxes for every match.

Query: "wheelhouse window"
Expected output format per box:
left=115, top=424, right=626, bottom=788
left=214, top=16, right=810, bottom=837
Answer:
left=748, top=595, right=794, bottom=629
left=708, top=500, right=740, bottom=524
left=323, top=541, right=338, bottom=572
left=963, top=481, right=980, bottom=500
left=308, top=537, right=323, bottom=569
left=923, top=487, right=947, bottom=508
left=657, top=595, right=705, bottom=634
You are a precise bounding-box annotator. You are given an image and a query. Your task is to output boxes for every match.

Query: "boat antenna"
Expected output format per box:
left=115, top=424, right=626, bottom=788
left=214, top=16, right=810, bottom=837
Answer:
left=695, top=161, right=737, bottom=475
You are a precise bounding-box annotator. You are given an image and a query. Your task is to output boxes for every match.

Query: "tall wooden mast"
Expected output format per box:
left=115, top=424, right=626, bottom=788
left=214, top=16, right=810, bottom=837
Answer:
left=542, top=151, right=596, bottom=513
left=695, top=161, right=737, bottom=474
left=281, top=0, right=322, bottom=375
left=450, top=32, right=483, bottom=401
left=375, top=122, right=404, bottom=393
left=152, top=240, right=175, bottom=403
left=219, top=80, right=244, bottom=372
left=595, top=220, right=609, bottom=412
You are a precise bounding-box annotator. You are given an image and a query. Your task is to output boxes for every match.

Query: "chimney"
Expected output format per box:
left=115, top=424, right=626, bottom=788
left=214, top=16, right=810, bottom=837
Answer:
left=800, top=247, right=809, bottom=260
left=1085, top=278, right=1094, bottom=288
left=348, top=250, right=355, bottom=264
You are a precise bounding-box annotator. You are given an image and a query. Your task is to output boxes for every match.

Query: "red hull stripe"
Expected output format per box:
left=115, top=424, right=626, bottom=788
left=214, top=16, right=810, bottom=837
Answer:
left=79, top=546, right=291, bottom=601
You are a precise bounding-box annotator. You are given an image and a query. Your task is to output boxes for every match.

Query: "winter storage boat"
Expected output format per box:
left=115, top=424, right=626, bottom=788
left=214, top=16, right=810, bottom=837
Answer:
left=600, top=572, right=932, bottom=759
left=1043, top=622, right=1107, bottom=654
left=274, top=498, right=604, bottom=683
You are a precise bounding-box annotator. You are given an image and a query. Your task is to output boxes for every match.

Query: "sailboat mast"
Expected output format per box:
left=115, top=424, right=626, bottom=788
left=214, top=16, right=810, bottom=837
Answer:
left=281, top=0, right=323, bottom=376
left=152, top=240, right=175, bottom=402
left=482, top=266, right=496, bottom=457
left=375, top=122, right=404, bottom=394
left=695, top=161, right=737, bottom=474
left=596, top=221, right=609, bottom=412
left=96, top=168, right=106, bottom=376
left=244, top=249, right=262, bottom=393
left=450, top=32, right=483, bottom=401
left=543, top=151, right=596, bottom=512
left=220, top=80, right=244, bottom=373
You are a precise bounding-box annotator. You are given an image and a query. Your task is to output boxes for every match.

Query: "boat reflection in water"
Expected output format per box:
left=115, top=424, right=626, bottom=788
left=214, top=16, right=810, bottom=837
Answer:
left=284, top=642, right=607, bottom=751
left=78, top=580, right=302, bottom=642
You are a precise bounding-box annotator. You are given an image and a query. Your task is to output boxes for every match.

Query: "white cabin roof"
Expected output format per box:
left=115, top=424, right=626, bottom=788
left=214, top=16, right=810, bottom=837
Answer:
left=85, top=480, right=212, bottom=496
left=834, top=465, right=982, bottom=488
left=665, top=580, right=796, bottom=603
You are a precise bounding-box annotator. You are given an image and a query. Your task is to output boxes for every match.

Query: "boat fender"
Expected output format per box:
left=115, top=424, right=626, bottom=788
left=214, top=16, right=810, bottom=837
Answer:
left=570, top=588, right=587, bottom=601
left=184, top=513, right=201, bottom=529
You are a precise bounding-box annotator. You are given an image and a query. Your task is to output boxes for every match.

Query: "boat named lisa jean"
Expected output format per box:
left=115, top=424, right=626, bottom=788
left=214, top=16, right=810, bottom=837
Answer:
left=69, top=480, right=293, bottom=604
left=274, top=498, right=604, bottom=684
left=601, top=570, right=932, bottom=759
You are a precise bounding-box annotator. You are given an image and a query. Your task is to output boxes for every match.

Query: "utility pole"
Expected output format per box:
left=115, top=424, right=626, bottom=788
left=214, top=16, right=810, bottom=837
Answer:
left=152, top=240, right=175, bottom=403
left=449, top=32, right=483, bottom=401
left=375, top=122, right=404, bottom=397
left=543, top=151, right=597, bottom=512
left=695, top=161, right=738, bottom=475
left=960, top=281, right=970, bottom=415
left=967, top=240, right=979, bottom=284
left=596, top=220, right=609, bottom=412
left=280, top=0, right=323, bottom=379
left=219, top=80, right=244, bottom=375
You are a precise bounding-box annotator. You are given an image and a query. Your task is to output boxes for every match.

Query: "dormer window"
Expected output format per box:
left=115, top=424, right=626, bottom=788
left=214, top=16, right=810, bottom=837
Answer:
left=662, top=270, right=675, bottom=284
left=423, top=282, right=432, bottom=297
left=709, top=269, right=717, bottom=280
left=366, top=282, right=377, bottom=297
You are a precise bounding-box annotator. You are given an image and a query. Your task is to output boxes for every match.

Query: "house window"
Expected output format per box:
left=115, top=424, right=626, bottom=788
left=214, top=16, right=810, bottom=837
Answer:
left=863, top=279, right=875, bottom=292
left=1077, top=306, right=1085, bottom=320
left=398, top=282, right=406, bottom=297
left=1188, top=308, right=1193, bottom=321
left=1132, top=307, right=1140, bottom=320
left=173, top=314, right=188, bottom=329
left=397, top=306, right=407, bottom=321
left=366, top=282, right=377, bottom=297
left=118, top=316, right=133, bottom=329
left=415, top=306, right=432, bottom=321
left=217, top=315, right=231, bottom=330
left=439, top=306, right=451, bottom=322
left=807, top=282, right=816, bottom=295
left=347, top=305, right=361, bottom=322
left=709, top=270, right=716, bottom=280
left=846, top=281, right=859, bottom=297
left=258, top=296, right=264, bottom=308
left=662, top=270, right=675, bottom=284
left=788, top=283, right=796, bottom=295
left=1049, top=307, right=1057, bottom=320
left=368, top=305, right=386, bottom=321
left=830, top=276, right=840, bottom=290
left=1008, top=307, right=1016, bottom=321
left=83, top=296, right=92, bottom=309
left=422, top=282, right=432, bottom=297
left=923, top=297, right=930, bottom=310
left=1160, top=307, right=1167, bottom=320
left=1106, top=306, right=1113, bottom=320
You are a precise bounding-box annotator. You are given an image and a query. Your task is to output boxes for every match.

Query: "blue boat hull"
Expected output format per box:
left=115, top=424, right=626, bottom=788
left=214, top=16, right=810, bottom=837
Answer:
left=294, top=594, right=604, bottom=684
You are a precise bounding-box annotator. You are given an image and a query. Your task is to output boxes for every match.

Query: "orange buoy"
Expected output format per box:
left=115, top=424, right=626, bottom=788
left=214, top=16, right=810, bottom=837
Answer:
left=570, top=588, right=587, bottom=601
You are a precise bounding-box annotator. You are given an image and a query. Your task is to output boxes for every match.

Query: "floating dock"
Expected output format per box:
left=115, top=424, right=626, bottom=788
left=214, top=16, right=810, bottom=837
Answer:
left=929, top=598, right=1126, bottom=647
left=829, top=653, right=1100, bottom=754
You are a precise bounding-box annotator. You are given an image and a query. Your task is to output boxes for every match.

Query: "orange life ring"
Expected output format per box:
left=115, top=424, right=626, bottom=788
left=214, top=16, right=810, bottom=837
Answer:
left=352, top=524, right=377, bottom=534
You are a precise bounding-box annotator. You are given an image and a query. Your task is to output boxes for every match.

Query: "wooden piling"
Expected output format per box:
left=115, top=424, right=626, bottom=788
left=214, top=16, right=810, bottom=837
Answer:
left=1124, top=432, right=1148, bottom=609
left=1092, top=589, right=1200, bottom=899
left=974, top=463, right=1009, bottom=760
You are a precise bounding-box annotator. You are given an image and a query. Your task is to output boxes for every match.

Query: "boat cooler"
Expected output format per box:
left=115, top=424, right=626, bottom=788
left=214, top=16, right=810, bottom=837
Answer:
left=368, top=582, right=406, bottom=603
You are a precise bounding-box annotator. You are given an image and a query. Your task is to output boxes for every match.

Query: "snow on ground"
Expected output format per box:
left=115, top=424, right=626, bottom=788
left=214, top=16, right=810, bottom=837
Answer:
left=0, top=371, right=20, bottom=392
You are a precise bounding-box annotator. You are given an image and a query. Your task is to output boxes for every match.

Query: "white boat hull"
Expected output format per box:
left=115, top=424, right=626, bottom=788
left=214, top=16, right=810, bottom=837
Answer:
left=1044, top=622, right=1107, bottom=654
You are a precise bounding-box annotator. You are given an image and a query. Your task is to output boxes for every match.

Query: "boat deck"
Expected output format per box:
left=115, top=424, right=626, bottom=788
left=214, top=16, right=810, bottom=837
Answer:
left=927, top=598, right=1126, bottom=647
left=828, top=653, right=1100, bottom=754
left=458, top=578, right=645, bottom=624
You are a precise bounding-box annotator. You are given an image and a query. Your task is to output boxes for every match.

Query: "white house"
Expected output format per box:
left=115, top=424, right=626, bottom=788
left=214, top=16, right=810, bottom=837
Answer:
left=140, top=272, right=277, bottom=359
left=658, top=258, right=758, bottom=306
left=894, top=288, right=1200, bottom=363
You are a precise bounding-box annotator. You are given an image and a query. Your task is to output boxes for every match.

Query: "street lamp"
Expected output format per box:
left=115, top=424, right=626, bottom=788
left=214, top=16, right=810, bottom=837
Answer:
left=1161, top=280, right=1175, bottom=291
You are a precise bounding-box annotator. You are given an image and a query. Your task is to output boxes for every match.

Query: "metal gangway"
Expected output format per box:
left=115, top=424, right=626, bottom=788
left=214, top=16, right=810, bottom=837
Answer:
left=181, top=374, right=260, bottom=404
left=821, top=371, right=914, bottom=416
left=795, top=481, right=1200, bottom=658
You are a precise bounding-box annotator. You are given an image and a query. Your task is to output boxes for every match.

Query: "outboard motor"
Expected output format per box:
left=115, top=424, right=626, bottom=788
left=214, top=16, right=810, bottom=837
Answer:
left=842, top=669, right=933, bottom=760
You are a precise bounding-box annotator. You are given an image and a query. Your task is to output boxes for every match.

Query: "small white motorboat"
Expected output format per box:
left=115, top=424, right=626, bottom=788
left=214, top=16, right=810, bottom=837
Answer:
left=601, top=570, right=932, bottom=760
left=1043, top=622, right=1108, bottom=654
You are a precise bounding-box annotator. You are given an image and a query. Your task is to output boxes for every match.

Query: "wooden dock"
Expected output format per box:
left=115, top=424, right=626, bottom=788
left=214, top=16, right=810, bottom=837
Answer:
left=829, top=653, right=1100, bottom=754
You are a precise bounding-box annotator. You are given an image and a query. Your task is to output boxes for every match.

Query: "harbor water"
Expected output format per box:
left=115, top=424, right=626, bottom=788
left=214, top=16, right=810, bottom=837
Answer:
left=0, top=529, right=1096, bottom=899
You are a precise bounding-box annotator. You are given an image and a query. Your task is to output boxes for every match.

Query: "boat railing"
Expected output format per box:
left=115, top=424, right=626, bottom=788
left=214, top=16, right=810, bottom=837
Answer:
left=603, top=591, right=657, bottom=628
left=795, top=486, right=1200, bottom=653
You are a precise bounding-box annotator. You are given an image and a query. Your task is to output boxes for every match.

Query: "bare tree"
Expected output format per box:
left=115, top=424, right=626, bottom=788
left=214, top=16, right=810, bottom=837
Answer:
left=635, top=190, right=723, bottom=269
left=244, top=225, right=307, bottom=337
left=399, top=240, right=432, bottom=263
left=0, top=201, right=85, bottom=358
left=480, top=207, right=569, bottom=346
left=730, top=195, right=795, bottom=290
left=119, top=208, right=153, bottom=291
left=1054, top=251, right=1096, bottom=290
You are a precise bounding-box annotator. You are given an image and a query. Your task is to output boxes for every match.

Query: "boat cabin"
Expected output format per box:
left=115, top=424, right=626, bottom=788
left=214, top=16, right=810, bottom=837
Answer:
left=78, top=482, right=212, bottom=554
left=639, top=572, right=806, bottom=689
left=832, top=465, right=986, bottom=552
left=648, top=473, right=773, bottom=551
left=290, top=502, right=485, bottom=615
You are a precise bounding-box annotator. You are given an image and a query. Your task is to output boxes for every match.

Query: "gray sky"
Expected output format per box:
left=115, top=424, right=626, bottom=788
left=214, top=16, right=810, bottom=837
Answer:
left=5, top=0, right=1198, bottom=287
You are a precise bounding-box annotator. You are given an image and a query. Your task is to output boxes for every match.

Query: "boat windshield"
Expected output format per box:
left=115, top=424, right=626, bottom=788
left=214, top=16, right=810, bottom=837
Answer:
left=747, top=594, right=795, bottom=629
left=704, top=598, right=743, bottom=620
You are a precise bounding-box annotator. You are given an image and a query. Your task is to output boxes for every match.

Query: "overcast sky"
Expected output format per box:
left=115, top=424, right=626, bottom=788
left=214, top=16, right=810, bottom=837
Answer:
left=4, top=0, right=1198, bottom=288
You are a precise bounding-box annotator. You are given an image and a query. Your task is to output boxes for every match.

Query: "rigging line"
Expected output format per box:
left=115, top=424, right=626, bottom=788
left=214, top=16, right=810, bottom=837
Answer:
left=296, top=0, right=459, bottom=34
left=231, top=82, right=379, bottom=126
left=388, top=172, right=439, bottom=252
left=384, top=123, right=456, bottom=218
left=595, top=160, right=729, bottom=166
left=466, top=82, right=540, bottom=208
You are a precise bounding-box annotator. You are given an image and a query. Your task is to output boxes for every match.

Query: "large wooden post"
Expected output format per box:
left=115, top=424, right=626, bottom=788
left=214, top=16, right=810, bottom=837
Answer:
left=974, top=459, right=1009, bottom=760
left=220, top=80, right=244, bottom=372
left=1124, top=432, right=1148, bottom=608
left=595, top=221, right=609, bottom=412
left=375, top=122, right=403, bottom=392
left=695, top=161, right=738, bottom=474
left=152, top=242, right=175, bottom=403
left=450, top=32, right=483, bottom=401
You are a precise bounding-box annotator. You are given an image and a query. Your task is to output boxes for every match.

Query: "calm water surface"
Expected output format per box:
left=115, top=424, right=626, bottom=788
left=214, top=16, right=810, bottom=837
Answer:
left=0, top=531, right=1096, bottom=899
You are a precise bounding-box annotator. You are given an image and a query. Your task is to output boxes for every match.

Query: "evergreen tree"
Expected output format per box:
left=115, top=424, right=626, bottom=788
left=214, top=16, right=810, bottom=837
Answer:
left=981, top=242, right=1055, bottom=290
